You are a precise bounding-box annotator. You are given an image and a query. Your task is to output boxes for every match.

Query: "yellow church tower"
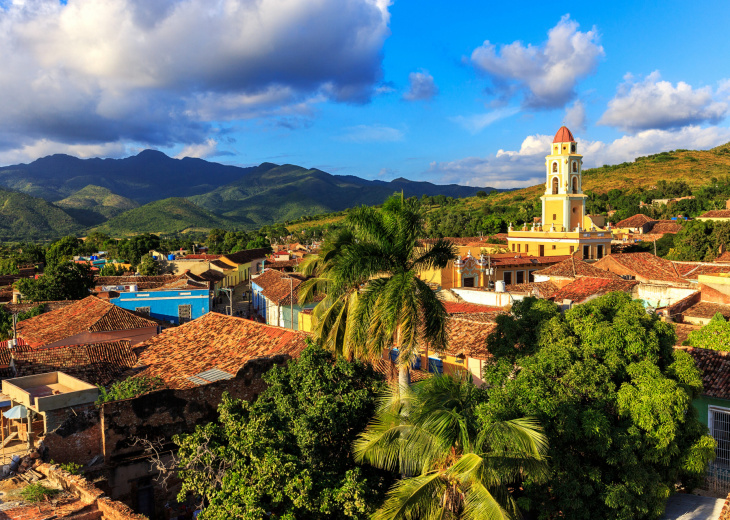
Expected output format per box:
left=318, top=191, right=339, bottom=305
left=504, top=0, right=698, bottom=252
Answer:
left=507, top=126, right=612, bottom=260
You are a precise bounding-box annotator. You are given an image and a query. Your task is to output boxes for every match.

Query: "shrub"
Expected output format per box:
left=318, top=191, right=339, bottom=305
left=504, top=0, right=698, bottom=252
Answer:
left=96, top=376, right=164, bottom=405
left=21, top=483, right=60, bottom=503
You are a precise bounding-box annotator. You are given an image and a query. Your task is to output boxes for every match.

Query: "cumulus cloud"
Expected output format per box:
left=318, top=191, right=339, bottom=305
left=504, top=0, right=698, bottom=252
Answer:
left=403, top=71, right=438, bottom=101
left=564, top=100, right=586, bottom=131
left=339, top=124, right=404, bottom=143
left=0, top=0, right=391, bottom=161
left=450, top=107, right=519, bottom=134
left=470, top=15, right=603, bottom=109
left=175, top=139, right=219, bottom=159
left=429, top=125, right=730, bottom=188
left=598, top=72, right=728, bottom=132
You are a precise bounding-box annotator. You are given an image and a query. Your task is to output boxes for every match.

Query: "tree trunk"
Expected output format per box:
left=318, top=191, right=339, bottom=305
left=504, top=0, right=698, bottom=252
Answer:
left=398, top=364, right=410, bottom=389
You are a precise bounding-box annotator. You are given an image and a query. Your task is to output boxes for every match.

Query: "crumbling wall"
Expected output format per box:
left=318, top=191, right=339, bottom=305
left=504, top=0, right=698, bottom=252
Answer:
left=102, top=355, right=289, bottom=463
left=42, top=404, right=102, bottom=466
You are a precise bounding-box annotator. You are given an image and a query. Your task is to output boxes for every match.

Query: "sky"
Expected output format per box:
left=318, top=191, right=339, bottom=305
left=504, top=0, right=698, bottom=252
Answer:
left=0, top=0, right=729, bottom=189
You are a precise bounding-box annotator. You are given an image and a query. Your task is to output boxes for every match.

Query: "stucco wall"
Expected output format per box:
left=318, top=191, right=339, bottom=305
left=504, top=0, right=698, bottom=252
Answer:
left=112, top=289, right=210, bottom=324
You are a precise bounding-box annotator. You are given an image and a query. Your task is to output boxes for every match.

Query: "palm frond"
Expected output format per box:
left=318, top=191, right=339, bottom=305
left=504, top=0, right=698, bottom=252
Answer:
left=371, top=471, right=448, bottom=520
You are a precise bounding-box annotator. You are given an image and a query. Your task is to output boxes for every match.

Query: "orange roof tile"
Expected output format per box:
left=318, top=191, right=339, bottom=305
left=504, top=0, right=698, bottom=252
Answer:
left=549, top=277, right=638, bottom=304
left=134, top=313, right=308, bottom=389
left=615, top=214, right=655, bottom=229
left=221, top=248, right=270, bottom=266
left=595, top=253, right=687, bottom=284
left=677, top=347, right=730, bottom=399
left=16, top=296, right=158, bottom=347
left=443, top=302, right=502, bottom=314
left=553, top=126, right=575, bottom=143
left=699, top=210, right=730, bottom=219
left=535, top=257, right=620, bottom=279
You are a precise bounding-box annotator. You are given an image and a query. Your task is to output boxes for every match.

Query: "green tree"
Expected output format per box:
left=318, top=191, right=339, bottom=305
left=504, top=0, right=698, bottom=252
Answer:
left=480, top=294, right=716, bottom=520
left=137, top=255, right=158, bottom=275
left=302, top=196, right=456, bottom=386
left=476, top=190, right=488, bottom=198
left=15, top=262, right=93, bottom=301
left=45, top=235, right=81, bottom=268
left=98, top=263, right=125, bottom=277
left=0, top=258, right=19, bottom=275
left=175, top=344, right=391, bottom=520
left=0, top=304, right=44, bottom=340
left=685, top=313, right=730, bottom=350
left=354, top=375, right=548, bottom=520
left=667, top=220, right=714, bottom=261
left=245, top=235, right=272, bottom=252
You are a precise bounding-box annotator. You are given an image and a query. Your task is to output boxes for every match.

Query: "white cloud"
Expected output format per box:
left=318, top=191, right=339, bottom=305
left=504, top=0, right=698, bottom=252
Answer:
left=599, top=72, right=728, bottom=132
left=403, top=70, right=438, bottom=101
left=564, top=100, right=586, bottom=131
left=450, top=107, right=519, bottom=134
left=0, top=0, right=391, bottom=160
left=0, top=140, right=130, bottom=165
left=470, top=15, right=603, bottom=109
left=175, top=139, right=219, bottom=159
left=339, top=124, right=404, bottom=143
left=429, top=125, right=730, bottom=188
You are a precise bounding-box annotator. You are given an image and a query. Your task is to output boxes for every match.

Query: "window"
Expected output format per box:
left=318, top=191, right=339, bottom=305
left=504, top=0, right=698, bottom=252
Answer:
left=552, top=245, right=556, bottom=250
left=528, top=270, right=536, bottom=282
left=517, top=244, right=521, bottom=252
left=572, top=176, right=578, bottom=192
left=503, top=271, right=512, bottom=285
left=571, top=144, right=576, bottom=152
left=572, top=161, right=578, bottom=172
left=135, top=306, right=151, bottom=316
left=178, top=304, right=192, bottom=324
left=583, top=245, right=591, bottom=259
left=572, top=207, right=576, bottom=214
left=516, top=271, right=524, bottom=284
left=597, top=245, right=604, bottom=259
left=511, top=244, right=515, bottom=252
left=552, top=177, right=559, bottom=194
left=539, top=245, right=545, bottom=256
left=710, top=407, right=730, bottom=466
left=552, top=162, right=558, bottom=173
left=463, top=277, right=475, bottom=288
left=552, top=214, right=556, bottom=221
left=525, top=244, right=529, bottom=253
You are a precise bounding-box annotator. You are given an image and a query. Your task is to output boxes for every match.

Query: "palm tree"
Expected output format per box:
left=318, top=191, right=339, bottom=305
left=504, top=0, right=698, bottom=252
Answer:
left=299, top=196, right=456, bottom=384
left=354, top=375, right=549, bottom=520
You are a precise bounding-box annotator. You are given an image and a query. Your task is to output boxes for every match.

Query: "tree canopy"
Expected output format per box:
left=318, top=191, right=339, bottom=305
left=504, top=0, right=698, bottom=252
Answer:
left=15, top=262, right=94, bottom=302
left=175, top=344, right=392, bottom=520
left=480, top=293, right=715, bottom=520
left=685, top=313, right=730, bottom=350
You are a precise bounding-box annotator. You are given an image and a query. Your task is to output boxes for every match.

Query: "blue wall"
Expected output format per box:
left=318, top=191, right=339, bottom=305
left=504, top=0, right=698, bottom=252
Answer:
left=112, top=289, right=211, bottom=324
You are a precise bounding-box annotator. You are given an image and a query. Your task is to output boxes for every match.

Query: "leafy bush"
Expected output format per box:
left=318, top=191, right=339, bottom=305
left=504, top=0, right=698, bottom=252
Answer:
left=96, top=376, right=164, bottom=405
left=685, top=313, right=730, bottom=350
left=21, top=483, right=60, bottom=503
left=59, top=462, right=82, bottom=475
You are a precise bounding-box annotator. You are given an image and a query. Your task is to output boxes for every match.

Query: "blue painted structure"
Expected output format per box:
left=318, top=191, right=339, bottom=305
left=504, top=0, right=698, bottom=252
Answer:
left=111, top=288, right=211, bottom=324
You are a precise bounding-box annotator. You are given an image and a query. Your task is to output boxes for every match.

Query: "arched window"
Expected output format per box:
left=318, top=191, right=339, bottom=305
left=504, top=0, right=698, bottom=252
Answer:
left=552, top=177, right=559, bottom=195
left=552, top=162, right=558, bottom=173
left=572, top=161, right=578, bottom=172
left=572, top=176, right=578, bottom=193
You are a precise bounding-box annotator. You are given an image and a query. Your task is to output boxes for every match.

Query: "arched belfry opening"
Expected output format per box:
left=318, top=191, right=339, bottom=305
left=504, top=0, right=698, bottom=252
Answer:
left=552, top=162, right=558, bottom=173
left=552, top=177, right=559, bottom=195
left=572, top=176, right=578, bottom=193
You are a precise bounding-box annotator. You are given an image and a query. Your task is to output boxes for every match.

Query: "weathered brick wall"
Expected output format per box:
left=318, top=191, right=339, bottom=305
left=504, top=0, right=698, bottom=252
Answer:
left=101, top=354, right=289, bottom=463
left=42, top=404, right=103, bottom=465
left=720, top=493, right=730, bottom=520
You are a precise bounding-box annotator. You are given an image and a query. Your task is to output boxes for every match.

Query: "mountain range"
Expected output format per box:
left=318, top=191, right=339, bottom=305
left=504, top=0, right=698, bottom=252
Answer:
left=0, top=151, right=498, bottom=239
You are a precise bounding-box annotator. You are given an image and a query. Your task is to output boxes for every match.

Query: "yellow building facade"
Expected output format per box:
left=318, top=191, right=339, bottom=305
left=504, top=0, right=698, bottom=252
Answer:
left=507, top=126, right=612, bottom=260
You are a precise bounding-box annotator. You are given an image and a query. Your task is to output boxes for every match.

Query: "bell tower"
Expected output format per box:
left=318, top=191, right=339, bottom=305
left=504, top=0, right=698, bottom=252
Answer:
left=541, top=126, right=586, bottom=231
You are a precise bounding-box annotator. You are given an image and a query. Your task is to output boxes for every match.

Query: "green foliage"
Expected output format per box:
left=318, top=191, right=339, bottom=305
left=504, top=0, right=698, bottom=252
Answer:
left=0, top=188, right=83, bottom=241
left=137, top=255, right=158, bottom=275
left=0, top=304, right=44, bottom=341
left=481, top=294, right=716, bottom=520
left=21, top=483, right=60, bottom=503
left=686, top=313, right=730, bottom=350
left=96, top=376, right=164, bottom=404
left=175, top=344, right=391, bottom=520
left=98, top=262, right=126, bottom=276
left=0, top=258, right=19, bottom=275
left=59, top=462, right=83, bottom=475
left=45, top=235, right=81, bottom=268
left=354, top=375, right=548, bottom=520
left=15, top=262, right=93, bottom=302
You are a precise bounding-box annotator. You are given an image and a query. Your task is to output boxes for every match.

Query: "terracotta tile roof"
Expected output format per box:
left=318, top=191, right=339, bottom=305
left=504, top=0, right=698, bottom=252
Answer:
left=553, top=125, right=575, bottom=143
left=266, top=259, right=302, bottom=270
left=682, top=301, right=730, bottom=320
left=179, top=254, right=222, bottom=260
left=221, top=248, right=270, bottom=266
left=673, top=262, right=730, bottom=280
left=535, top=257, right=620, bottom=279
left=549, top=277, right=638, bottom=304
left=1, top=340, right=137, bottom=386
left=714, top=251, right=730, bottom=264
left=444, top=315, right=497, bottom=359
left=505, top=281, right=560, bottom=298
left=2, top=300, right=75, bottom=314
left=647, top=221, right=682, bottom=234
left=674, top=323, right=701, bottom=346
left=662, top=291, right=701, bottom=319
left=134, top=312, right=308, bottom=389
left=371, top=358, right=431, bottom=383
left=676, top=347, right=730, bottom=399
left=16, top=296, right=158, bottom=347
left=699, top=210, right=730, bottom=219
left=490, top=255, right=572, bottom=267
left=615, top=214, right=655, bottom=228
left=443, top=302, right=502, bottom=314
left=254, top=269, right=308, bottom=305
left=192, top=269, right=226, bottom=282
left=594, top=253, right=687, bottom=284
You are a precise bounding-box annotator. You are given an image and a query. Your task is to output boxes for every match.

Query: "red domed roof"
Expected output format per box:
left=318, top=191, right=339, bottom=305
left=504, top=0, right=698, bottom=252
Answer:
left=553, top=126, right=575, bottom=143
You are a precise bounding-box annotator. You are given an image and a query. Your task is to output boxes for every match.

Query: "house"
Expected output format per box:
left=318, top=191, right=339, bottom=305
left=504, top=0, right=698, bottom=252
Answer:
left=614, top=213, right=656, bottom=234
left=593, top=252, right=689, bottom=286
left=109, top=274, right=212, bottom=324
left=548, top=277, right=638, bottom=308
left=697, top=210, right=730, bottom=222
left=533, top=255, right=622, bottom=288
left=218, top=247, right=270, bottom=286
left=15, top=296, right=159, bottom=348
left=132, top=312, right=308, bottom=389
left=251, top=269, right=319, bottom=330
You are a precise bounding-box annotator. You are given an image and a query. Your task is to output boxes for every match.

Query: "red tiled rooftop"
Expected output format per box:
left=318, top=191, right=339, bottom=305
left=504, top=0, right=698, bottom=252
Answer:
left=221, top=248, right=270, bottom=265
left=714, top=251, right=730, bottom=264
left=535, top=256, right=620, bottom=279
left=16, top=296, right=158, bottom=347
left=682, top=301, right=730, bottom=320
left=505, top=281, right=560, bottom=298
left=673, top=262, right=730, bottom=280
left=549, top=277, right=638, bottom=304
left=134, top=312, right=308, bottom=389
left=676, top=347, right=730, bottom=400
left=615, top=214, right=655, bottom=229
left=443, top=302, right=502, bottom=314
left=594, top=253, right=687, bottom=284
left=699, top=210, right=730, bottom=219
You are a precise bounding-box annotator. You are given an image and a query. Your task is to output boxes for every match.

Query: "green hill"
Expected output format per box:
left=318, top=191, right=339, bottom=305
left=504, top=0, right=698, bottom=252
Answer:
left=56, top=185, right=139, bottom=226
left=0, top=189, right=83, bottom=241
left=190, top=163, right=494, bottom=228
left=92, top=197, right=236, bottom=235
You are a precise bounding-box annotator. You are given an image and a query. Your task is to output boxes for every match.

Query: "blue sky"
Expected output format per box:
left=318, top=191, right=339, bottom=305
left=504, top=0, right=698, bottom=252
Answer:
left=0, top=0, right=729, bottom=189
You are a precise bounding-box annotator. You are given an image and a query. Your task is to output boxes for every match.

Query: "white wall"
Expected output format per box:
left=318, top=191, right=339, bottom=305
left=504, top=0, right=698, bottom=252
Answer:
left=451, top=288, right=522, bottom=307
